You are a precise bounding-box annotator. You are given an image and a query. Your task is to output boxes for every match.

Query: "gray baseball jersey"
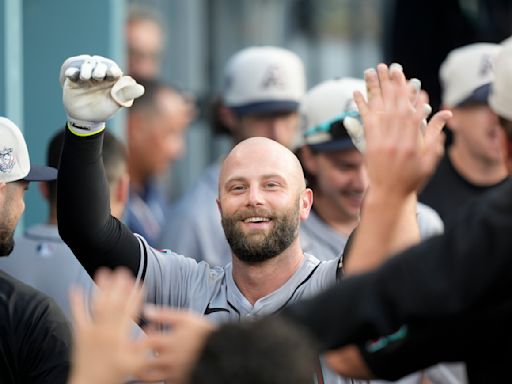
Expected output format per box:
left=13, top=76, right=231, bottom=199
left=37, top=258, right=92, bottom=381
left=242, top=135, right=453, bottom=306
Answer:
left=140, top=234, right=431, bottom=384
left=301, top=202, right=444, bottom=262
left=0, top=224, right=94, bottom=320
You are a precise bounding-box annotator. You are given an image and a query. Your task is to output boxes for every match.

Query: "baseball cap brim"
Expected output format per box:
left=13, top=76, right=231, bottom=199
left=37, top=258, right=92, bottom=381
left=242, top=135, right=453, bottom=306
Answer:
left=456, top=83, right=491, bottom=107
left=230, top=100, right=299, bottom=116
left=307, top=138, right=356, bottom=152
left=22, top=165, right=57, bottom=182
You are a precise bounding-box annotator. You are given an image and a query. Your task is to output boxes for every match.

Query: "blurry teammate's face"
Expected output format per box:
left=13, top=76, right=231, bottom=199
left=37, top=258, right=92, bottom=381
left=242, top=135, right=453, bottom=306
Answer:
left=450, top=105, right=506, bottom=165
left=126, top=19, right=163, bottom=80
left=218, top=138, right=312, bottom=263
left=233, top=111, right=300, bottom=150
left=129, top=89, right=192, bottom=179
left=0, top=181, right=28, bottom=256
left=302, top=148, right=368, bottom=221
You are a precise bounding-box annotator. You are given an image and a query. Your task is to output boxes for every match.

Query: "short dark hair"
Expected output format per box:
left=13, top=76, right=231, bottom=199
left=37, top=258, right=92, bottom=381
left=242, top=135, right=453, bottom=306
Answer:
left=46, top=128, right=126, bottom=205
left=189, top=316, right=318, bottom=384
left=129, top=79, right=191, bottom=114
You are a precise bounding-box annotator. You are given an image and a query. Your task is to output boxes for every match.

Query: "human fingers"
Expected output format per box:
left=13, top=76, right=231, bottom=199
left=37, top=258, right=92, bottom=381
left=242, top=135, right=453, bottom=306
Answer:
left=69, top=286, right=88, bottom=331
left=364, top=67, right=383, bottom=111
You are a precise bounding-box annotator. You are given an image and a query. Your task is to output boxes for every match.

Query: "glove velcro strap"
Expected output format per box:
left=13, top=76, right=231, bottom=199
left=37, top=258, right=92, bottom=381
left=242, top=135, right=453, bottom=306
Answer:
left=67, top=120, right=106, bottom=137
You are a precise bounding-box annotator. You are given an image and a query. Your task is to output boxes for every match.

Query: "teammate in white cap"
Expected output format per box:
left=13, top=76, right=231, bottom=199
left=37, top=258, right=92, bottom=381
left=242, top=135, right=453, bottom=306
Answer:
left=0, top=128, right=129, bottom=320
left=419, top=43, right=509, bottom=226
left=0, top=117, right=70, bottom=383
left=298, top=77, right=444, bottom=263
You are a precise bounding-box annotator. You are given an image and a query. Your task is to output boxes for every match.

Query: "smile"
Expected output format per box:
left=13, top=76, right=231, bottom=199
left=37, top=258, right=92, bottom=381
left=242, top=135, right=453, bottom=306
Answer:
left=243, top=217, right=271, bottom=223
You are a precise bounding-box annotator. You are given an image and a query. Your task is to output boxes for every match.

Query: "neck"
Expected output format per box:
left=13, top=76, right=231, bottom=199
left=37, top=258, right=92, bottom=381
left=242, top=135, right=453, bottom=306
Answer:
left=312, top=195, right=360, bottom=236
left=231, top=239, right=304, bottom=305
left=449, top=145, right=507, bottom=185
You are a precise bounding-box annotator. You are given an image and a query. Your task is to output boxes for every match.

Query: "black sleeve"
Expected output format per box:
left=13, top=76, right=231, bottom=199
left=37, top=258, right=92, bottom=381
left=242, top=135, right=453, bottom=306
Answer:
left=358, top=319, right=466, bottom=380
left=57, top=128, right=141, bottom=277
left=281, top=180, right=512, bottom=351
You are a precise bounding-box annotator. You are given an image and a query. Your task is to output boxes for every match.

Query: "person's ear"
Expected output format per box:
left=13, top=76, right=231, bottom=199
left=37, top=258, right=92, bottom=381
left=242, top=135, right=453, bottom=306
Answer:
left=299, top=188, right=313, bottom=221
left=116, top=173, right=130, bottom=206
left=216, top=198, right=222, bottom=215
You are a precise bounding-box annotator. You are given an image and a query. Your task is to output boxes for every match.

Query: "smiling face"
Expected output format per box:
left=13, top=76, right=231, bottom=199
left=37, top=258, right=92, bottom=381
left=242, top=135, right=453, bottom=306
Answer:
left=301, top=147, right=368, bottom=222
left=218, top=137, right=312, bottom=263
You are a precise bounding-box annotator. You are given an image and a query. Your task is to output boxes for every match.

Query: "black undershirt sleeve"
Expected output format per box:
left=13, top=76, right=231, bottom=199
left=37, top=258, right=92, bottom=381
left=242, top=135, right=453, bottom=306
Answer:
left=57, top=128, right=141, bottom=278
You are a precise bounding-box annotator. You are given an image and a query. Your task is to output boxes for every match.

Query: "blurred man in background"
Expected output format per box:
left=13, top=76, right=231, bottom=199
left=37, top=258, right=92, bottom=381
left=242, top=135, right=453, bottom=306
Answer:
left=419, top=43, right=509, bottom=226
left=0, top=118, right=70, bottom=383
left=126, top=79, right=194, bottom=245
left=0, top=128, right=129, bottom=319
left=126, top=6, right=165, bottom=81
left=159, top=46, right=305, bottom=265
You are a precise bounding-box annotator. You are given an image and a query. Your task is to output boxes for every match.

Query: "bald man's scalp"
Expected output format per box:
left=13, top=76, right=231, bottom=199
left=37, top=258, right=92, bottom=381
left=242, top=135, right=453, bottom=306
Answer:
left=219, top=137, right=306, bottom=196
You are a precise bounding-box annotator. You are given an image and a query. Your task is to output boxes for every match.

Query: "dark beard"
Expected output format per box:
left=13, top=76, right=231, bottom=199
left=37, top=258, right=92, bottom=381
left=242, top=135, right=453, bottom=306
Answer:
left=0, top=230, right=15, bottom=257
left=222, top=205, right=299, bottom=263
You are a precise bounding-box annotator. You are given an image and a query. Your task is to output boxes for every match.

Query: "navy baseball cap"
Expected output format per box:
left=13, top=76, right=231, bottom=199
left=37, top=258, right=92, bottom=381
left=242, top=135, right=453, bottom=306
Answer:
left=0, top=116, right=57, bottom=183
left=300, top=78, right=366, bottom=152
left=23, top=165, right=57, bottom=182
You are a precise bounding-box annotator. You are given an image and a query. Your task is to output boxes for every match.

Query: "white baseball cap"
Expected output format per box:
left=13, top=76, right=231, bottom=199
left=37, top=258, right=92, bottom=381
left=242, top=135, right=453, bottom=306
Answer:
left=489, top=38, right=512, bottom=120
left=0, top=117, right=57, bottom=183
left=223, top=46, right=305, bottom=115
left=440, top=42, right=500, bottom=107
left=299, top=77, right=366, bottom=152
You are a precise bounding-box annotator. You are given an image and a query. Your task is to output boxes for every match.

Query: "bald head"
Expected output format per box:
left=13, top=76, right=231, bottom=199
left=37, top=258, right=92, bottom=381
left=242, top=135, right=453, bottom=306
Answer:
left=219, top=137, right=306, bottom=196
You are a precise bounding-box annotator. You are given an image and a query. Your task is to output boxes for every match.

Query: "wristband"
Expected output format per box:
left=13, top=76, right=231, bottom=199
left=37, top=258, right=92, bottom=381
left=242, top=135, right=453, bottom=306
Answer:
left=67, top=120, right=106, bottom=137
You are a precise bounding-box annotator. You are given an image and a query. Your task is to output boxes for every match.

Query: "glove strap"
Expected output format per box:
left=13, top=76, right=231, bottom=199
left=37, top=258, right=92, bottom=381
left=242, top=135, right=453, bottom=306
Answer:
left=67, top=119, right=106, bottom=137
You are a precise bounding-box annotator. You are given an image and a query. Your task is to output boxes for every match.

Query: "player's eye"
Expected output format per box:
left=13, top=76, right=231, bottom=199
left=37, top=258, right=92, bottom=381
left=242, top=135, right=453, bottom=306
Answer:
left=230, top=184, right=246, bottom=192
left=265, top=181, right=280, bottom=189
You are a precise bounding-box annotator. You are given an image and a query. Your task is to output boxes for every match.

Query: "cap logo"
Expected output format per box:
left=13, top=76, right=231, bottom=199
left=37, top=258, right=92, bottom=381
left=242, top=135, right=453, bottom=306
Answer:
left=0, top=147, right=15, bottom=175
left=261, top=65, right=285, bottom=90
left=479, top=54, right=493, bottom=77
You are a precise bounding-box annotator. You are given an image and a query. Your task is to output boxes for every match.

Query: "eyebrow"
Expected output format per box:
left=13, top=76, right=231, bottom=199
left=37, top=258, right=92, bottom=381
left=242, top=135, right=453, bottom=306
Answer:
left=224, top=174, right=288, bottom=186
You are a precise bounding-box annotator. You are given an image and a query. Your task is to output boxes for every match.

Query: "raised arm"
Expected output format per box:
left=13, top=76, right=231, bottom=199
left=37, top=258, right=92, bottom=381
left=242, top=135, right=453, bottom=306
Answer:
left=57, top=55, right=145, bottom=277
left=283, top=176, right=512, bottom=350
left=343, top=64, right=450, bottom=274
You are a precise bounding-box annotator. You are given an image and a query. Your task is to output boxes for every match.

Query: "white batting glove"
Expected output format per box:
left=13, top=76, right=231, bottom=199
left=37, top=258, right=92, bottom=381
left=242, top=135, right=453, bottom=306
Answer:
left=345, top=66, right=432, bottom=153
left=60, top=54, right=145, bottom=136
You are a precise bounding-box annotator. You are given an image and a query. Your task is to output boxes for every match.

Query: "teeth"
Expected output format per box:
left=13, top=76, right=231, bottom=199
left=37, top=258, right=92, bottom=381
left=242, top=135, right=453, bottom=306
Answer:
left=244, top=217, right=270, bottom=223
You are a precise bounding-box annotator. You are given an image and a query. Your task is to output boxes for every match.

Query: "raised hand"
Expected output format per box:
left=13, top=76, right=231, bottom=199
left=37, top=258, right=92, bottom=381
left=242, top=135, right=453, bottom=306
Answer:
left=353, top=63, right=452, bottom=198
left=68, top=268, right=150, bottom=384
left=60, top=54, right=144, bottom=135
left=139, top=307, right=215, bottom=384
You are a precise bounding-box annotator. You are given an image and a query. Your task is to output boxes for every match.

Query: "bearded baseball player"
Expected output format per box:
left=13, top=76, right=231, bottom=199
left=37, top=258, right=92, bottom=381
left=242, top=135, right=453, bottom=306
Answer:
left=57, top=55, right=439, bottom=383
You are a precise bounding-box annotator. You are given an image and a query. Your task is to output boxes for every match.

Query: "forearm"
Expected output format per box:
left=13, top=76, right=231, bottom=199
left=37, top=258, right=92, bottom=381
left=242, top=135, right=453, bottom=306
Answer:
left=344, top=190, right=419, bottom=275
left=57, top=127, right=140, bottom=277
